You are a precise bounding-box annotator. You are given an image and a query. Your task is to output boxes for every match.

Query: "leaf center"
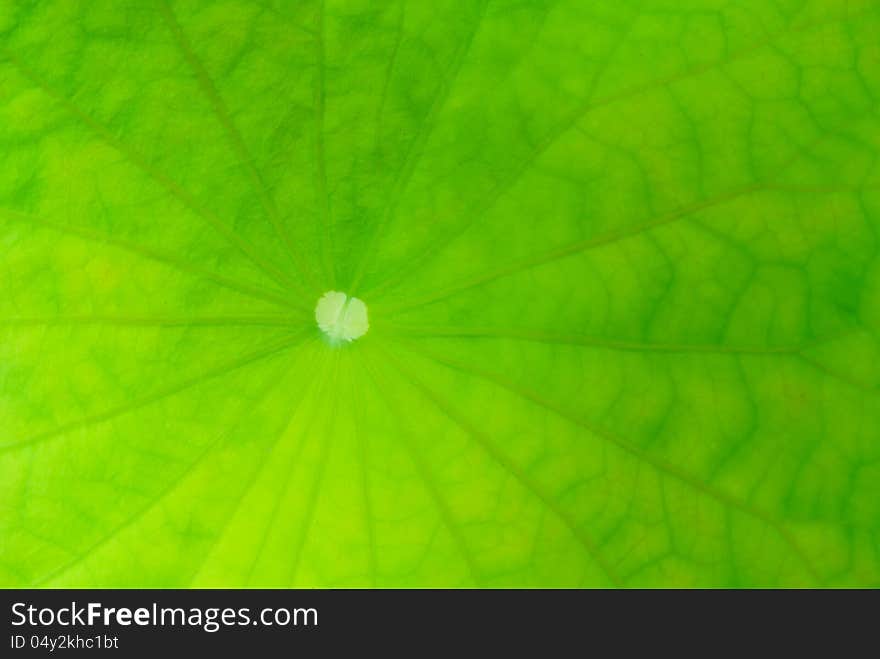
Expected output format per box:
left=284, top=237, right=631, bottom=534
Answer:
left=315, top=291, right=369, bottom=343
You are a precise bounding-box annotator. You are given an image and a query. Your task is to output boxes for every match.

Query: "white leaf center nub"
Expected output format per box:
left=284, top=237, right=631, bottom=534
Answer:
left=315, top=291, right=369, bottom=343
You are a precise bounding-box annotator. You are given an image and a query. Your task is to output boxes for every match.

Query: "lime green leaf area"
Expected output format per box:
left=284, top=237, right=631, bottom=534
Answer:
left=1, top=0, right=879, bottom=588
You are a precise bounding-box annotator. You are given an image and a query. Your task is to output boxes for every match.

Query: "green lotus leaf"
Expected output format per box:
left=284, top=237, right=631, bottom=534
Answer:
left=1, top=0, right=879, bottom=587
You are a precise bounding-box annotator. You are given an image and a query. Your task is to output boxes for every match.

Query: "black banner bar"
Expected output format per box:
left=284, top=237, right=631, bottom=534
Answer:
left=2, top=589, right=876, bottom=655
